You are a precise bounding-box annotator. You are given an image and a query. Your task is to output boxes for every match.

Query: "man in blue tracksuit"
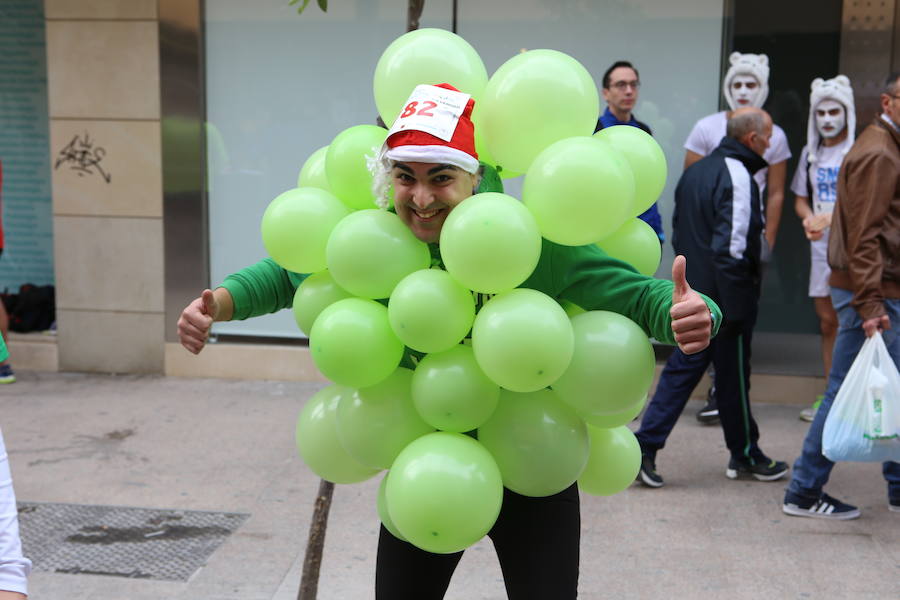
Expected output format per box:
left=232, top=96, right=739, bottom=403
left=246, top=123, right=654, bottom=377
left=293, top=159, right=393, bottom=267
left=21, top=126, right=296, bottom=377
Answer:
left=634, top=107, right=789, bottom=487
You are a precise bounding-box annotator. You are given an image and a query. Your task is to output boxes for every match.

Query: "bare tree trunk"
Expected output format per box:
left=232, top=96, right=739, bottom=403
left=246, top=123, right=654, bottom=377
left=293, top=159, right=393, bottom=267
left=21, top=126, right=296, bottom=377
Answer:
left=297, top=8, right=426, bottom=597
left=407, top=0, right=425, bottom=31
left=297, top=479, right=335, bottom=600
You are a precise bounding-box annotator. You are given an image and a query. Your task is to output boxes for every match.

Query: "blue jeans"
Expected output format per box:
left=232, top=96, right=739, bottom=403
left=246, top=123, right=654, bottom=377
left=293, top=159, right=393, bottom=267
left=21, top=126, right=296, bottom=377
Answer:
left=786, top=287, right=900, bottom=501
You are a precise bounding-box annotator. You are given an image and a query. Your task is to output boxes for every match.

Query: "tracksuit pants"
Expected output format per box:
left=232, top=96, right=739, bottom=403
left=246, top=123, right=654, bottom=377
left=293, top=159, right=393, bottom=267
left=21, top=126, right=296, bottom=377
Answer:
left=635, top=312, right=765, bottom=463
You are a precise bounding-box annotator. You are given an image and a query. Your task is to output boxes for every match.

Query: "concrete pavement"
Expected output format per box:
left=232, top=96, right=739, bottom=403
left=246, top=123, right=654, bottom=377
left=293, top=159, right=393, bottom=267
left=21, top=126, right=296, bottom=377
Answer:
left=1, top=370, right=897, bottom=599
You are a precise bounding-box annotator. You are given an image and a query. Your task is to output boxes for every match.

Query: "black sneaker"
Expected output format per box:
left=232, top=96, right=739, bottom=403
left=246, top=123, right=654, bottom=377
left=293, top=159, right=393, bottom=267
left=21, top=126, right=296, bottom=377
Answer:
left=782, top=491, right=861, bottom=520
left=725, top=456, right=788, bottom=481
left=637, top=453, right=664, bottom=488
left=889, top=497, right=900, bottom=513
left=695, top=387, right=719, bottom=424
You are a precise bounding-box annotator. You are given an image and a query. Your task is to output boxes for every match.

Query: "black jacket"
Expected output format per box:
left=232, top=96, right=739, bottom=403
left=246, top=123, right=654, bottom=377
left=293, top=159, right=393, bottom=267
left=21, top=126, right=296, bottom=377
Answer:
left=671, top=137, right=768, bottom=321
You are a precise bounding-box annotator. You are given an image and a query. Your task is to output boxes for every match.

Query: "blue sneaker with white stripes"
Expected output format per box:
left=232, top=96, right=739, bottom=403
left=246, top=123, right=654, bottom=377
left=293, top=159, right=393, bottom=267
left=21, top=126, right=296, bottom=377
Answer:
left=782, top=491, right=860, bottom=520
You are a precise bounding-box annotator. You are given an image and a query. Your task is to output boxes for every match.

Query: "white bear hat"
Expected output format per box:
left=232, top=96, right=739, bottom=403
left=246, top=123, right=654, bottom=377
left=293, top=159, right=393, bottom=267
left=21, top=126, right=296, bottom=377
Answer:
left=723, top=52, right=769, bottom=110
left=807, top=75, right=855, bottom=163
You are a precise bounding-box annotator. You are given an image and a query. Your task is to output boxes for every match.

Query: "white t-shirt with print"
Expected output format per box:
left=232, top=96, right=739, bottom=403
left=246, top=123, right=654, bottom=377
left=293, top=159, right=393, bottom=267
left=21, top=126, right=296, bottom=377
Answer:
left=684, top=111, right=792, bottom=192
left=790, top=139, right=852, bottom=215
left=790, top=139, right=851, bottom=297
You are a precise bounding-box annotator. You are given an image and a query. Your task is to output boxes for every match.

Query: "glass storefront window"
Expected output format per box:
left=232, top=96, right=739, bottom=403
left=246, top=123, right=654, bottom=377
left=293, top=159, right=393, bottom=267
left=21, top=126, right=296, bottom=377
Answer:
left=0, top=0, right=54, bottom=290
left=205, top=0, right=724, bottom=339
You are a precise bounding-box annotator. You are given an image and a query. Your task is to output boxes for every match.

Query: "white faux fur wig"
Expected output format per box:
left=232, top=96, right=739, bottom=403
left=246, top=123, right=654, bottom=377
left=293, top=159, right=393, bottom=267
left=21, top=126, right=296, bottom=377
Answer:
left=807, top=75, right=855, bottom=163
left=722, top=52, right=769, bottom=110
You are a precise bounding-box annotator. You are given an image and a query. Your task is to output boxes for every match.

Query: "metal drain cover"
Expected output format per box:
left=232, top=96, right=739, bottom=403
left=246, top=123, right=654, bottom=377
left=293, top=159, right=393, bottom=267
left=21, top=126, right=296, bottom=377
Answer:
left=17, top=502, right=249, bottom=581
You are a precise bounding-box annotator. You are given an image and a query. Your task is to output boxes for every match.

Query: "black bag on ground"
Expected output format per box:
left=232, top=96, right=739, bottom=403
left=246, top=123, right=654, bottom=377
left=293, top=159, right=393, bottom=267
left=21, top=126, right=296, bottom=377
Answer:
left=1, top=284, right=55, bottom=332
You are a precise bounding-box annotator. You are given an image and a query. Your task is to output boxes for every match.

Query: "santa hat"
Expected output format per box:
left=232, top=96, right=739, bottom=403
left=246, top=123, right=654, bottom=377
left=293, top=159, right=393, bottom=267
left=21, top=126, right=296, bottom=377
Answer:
left=722, top=52, right=769, bottom=110
left=806, top=75, right=855, bottom=163
left=370, top=83, right=479, bottom=209
left=384, top=83, right=479, bottom=173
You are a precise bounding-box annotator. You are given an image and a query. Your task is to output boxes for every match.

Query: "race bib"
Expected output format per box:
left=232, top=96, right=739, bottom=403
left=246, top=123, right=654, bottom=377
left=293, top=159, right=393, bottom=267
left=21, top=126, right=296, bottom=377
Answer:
left=387, top=84, right=471, bottom=142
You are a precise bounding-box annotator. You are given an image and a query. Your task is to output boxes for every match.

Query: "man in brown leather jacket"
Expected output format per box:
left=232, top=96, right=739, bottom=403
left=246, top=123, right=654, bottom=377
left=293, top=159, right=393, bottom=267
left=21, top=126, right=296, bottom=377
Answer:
left=783, top=72, right=900, bottom=520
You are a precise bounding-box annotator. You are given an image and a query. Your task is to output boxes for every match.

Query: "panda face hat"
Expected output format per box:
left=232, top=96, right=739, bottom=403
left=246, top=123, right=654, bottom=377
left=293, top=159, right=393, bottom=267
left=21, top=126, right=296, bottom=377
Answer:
left=806, top=75, right=855, bottom=163
left=722, top=52, right=769, bottom=110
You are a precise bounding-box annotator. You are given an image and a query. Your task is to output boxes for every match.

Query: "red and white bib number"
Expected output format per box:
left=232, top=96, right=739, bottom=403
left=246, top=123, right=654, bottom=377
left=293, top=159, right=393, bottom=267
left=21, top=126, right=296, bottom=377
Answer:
left=388, top=84, right=471, bottom=141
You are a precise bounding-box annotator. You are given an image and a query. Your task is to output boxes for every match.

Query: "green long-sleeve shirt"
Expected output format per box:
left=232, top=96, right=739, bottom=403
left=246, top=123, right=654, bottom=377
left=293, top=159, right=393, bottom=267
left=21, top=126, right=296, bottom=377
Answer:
left=220, top=240, right=721, bottom=345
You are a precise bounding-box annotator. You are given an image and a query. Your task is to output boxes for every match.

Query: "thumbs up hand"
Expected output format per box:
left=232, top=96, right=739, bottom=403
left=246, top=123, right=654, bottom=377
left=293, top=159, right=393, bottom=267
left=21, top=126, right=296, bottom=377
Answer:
left=669, top=255, right=712, bottom=354
left=177, top=289, right=221, bottom=354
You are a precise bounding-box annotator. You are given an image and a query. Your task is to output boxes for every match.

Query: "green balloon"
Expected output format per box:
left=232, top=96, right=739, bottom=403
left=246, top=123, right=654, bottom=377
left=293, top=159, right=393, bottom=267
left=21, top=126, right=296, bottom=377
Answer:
left=327, top=209, right=431, bottom=299
left=292, top=270, right=353, bottom=336
left=560, top=300, right=585, bottom=318
left=597, top=218, right=662, bottom=276
left=295, top=385, right=381, bottom=484
left=297, top=145, right=331, bottom=191
left=552, top=311, right=656, bottom=419
left=336, top=368, right=434, bottom=470
left=388, top=269, right=475, bottom=353
left=472, top=289, right=574, bottom=392
left=439, top=193, right=542, bottom=294
left=522, top=136, right=633, bottom=246
left=309, top=298, right=404, bottom=388
left=479, top=49, right=599, bottom=173
left=478, top=388, right=589, bottom=497
left=325, top=125, right=388, bottom=210
left=578, top=425, right=641, bottom=496
left=582, top=395, right=646, bottom=429
left=594, top=125, right=667, bottom=217
left=373, top=28, right=488, bottom=127
left=377, top=475, right=406, bottom=541
left=411, top=344, right=500, bottom=432
left=260, top=187, right=350, bottom=273
left=386, top=432, right=503, bottom=554
left=498, top=167, right=523, bottom=180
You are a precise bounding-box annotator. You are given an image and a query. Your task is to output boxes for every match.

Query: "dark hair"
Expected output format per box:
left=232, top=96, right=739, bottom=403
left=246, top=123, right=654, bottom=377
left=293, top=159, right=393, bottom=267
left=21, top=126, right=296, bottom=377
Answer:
left=885, top=72, right=900, bottom=96
left=603, top=60, right=639, bottom=89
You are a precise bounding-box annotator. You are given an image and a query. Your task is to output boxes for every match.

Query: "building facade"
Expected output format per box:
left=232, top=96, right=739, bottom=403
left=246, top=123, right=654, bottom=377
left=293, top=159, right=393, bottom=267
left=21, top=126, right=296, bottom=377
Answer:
left=3, top=0, right=900, bottom=386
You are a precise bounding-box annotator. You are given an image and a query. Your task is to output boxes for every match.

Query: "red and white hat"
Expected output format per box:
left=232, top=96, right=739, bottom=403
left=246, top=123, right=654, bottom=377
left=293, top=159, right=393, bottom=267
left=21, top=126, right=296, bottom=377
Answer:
left=383, top=83, right=479, bottom=174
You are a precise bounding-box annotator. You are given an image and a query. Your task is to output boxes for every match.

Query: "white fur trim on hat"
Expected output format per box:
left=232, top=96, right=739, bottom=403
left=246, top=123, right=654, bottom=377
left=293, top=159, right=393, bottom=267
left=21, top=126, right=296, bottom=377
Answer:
left=806, top=75, right=855, bottom=163
left=723, top=52, right=770, bottom=110
left=384, top=145, right=480, bottom=174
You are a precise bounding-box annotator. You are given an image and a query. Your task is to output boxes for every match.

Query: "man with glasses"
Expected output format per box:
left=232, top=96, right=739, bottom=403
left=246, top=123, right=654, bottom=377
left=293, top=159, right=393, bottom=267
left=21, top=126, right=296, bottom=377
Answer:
left=782, top=72, right=900, bottom=520
left=595, top=60, right=664, bottom=242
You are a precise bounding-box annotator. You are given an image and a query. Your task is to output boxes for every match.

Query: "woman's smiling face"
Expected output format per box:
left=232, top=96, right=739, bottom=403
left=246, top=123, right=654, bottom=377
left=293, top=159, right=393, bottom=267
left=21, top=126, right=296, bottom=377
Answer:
left=391, top=161, right=478, bottom=243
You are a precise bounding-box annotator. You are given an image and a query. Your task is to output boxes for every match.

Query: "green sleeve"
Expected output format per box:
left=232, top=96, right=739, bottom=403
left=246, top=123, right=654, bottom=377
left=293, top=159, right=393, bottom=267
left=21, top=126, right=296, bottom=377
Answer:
left=219, top=258, right=309, bottom=321
left=522, top=240, right=722, bottom=344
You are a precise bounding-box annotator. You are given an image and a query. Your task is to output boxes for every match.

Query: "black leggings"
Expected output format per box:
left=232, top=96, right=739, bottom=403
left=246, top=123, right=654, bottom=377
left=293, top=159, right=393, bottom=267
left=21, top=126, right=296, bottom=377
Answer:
left=375, top=483, right=580, bottom=599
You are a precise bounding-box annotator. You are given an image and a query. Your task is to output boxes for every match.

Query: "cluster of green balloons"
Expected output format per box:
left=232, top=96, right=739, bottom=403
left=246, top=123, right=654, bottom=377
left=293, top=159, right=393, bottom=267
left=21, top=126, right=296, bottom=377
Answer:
left=261, top=28, right=676, bottom=555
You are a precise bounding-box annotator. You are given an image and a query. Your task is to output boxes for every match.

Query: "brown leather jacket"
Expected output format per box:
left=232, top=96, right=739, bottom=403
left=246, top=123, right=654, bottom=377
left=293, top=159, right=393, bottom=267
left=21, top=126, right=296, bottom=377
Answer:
left=829, top=117, right=900, bottom=319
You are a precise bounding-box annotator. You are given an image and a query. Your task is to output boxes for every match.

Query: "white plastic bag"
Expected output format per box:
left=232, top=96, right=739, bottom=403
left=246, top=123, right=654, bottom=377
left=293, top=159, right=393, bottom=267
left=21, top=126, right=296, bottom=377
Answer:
left=822, top=332, right=900, bottom=462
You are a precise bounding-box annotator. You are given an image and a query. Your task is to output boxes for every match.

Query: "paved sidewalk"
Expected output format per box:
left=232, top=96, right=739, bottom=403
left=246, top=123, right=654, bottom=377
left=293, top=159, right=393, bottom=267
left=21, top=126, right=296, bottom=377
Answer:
left=1, top=371, right=897, bottom=599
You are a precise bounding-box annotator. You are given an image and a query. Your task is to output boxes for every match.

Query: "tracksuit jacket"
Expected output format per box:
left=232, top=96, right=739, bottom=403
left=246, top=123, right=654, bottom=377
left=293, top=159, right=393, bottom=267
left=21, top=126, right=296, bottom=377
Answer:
left=671, top=136, right=768, bottom=322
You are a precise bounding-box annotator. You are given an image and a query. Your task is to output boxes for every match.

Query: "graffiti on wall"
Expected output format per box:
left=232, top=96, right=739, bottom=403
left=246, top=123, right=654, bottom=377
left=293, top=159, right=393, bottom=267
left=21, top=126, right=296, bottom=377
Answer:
left=54, top=132, right=111, bottom=183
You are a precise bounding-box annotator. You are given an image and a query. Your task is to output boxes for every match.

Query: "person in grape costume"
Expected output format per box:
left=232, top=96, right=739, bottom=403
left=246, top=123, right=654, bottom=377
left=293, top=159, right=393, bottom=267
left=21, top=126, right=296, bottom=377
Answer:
left=178, top=83, right=721, bottom=599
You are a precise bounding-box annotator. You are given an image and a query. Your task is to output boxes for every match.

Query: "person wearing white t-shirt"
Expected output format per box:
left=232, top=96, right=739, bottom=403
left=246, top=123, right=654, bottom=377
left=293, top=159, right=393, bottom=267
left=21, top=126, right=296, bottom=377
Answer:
left=1, top=422, right=31, bottom=600
left=684, top=52, right=792, bottom=425
left=0, top=329, right=29, bottom=599
left=684, top=52, right=791, bottom=251
left=790, top=75, right=856, bottom=422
